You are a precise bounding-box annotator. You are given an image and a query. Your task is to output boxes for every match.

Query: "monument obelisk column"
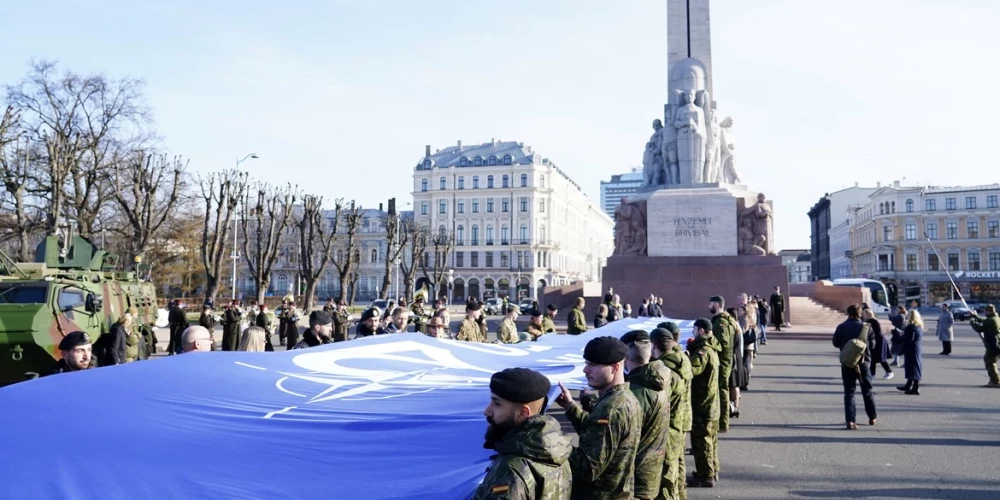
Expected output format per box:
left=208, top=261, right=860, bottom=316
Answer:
left=667, top=0, right=713, bottom=97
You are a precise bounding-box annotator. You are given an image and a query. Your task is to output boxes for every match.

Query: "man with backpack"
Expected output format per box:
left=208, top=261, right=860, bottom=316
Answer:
left=832, top=304, right=878, bottom=430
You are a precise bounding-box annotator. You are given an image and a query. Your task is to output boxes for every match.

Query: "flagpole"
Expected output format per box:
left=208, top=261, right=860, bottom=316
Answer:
left=923, top=232, right=969, bottom=310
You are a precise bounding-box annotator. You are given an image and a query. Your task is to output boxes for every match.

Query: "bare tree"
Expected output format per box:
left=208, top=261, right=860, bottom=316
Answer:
left=0, top=106, right=43, bottom=261
left=421, top=228, right=456, bottom=301
left=377, top=201, right=410, bottom=300
left=296, top=195, right=340, bottom=311
left=398, top=218, right=429, bottom=301
left=107, top=152, right=186, bottom=266
left=329, top=202, right=363, bottom=305
left=240, top=182, right=298, bottom=303
left=199, top=169, right=249, bottom=303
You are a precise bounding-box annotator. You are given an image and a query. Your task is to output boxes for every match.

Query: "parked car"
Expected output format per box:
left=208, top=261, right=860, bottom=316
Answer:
left=369, top=299, right=389, bottom=313
left=518, top=298, right=535, bottom=314
left=951, top=306, right=974, bottom=321
left=484, top=298, right=502, bottom=315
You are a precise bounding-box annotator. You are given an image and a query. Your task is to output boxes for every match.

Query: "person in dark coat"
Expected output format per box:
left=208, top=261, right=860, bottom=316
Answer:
left=769, top=287, right=785, bottom=331
left=222, top=300, right=242, bottom=352
left=167, top=301, right=189, bottom=355
left=897, top=309, right=924, bottom=395
left=832, top=305, right=877, bottom=429
left=198, top=305, right=217, bottom=345
left=726, top=307, right=747, bottom=419
left=862, top=308, right=893, bottom=379
left=887, top=305, right=906, bottom=366
left=101, top=314, right=130, bottom=366
left=256, top=305, right=274, bottom=351
left=594, top=304, right=609, bottom=329
left=51, top=331, right=96, bottom=375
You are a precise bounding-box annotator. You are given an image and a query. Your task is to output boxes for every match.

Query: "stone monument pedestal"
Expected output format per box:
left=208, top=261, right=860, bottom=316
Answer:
left=602, top=255, right=790, bottom=322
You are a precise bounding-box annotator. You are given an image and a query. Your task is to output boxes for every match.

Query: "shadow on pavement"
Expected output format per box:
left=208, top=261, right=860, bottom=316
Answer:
left=789, top=487, right=995, bottom=499
left=726, top=435, right=1000, bottom=448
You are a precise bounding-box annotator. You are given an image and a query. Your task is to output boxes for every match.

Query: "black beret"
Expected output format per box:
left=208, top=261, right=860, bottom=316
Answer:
left=59, top=331, right=91, bottom=351
left=310, top=310, right=333, bottom=325
left=658, top=321, right=680, bottom=334
left=709, top=295, right=725, bottom=304
left=490, top=368, right=551, bottom=403
left=583, top=336, right=628, bottom=365
left=546, top=304, right=558, bottom=311
left=466, top=300, right=482, bottom=311
left=650, top=327, right=674, bottom=342
left=530, top=309, right=543, bottom=318
left=620, top=329, right=649, bottom=345
left=360, top=308, right=379, bottom=321
left=694, top=318, right=713, bottom=331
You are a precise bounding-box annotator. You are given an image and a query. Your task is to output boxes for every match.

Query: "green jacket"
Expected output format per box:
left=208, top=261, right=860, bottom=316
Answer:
left=712, top=312, right=738, bottom=367
left=659, top=344, right=693, bottom=433
left=971, top=312, right=1000, bottom=352
left=566, top=383, right=642, bottom=500
left=497, top=318, right=519, bottom=344
left=472, top=415, right=572, bottom=500
left=687, top=335, right=722, bottom=422
left=542, top=315, right=557, bottom=334
left=567, top=308, right=588, bottom=335
left=625, top=361, right=671, bottom=499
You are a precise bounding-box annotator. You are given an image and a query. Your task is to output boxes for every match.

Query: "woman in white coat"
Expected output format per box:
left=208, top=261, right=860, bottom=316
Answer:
left=937, top=303, right=955, bottom=355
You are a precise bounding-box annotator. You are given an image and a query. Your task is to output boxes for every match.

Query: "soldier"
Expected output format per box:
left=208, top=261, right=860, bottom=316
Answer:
left=199, top=304, right=217, bottom=347
left=555, top=336, right=642, bottom=499
left=51, top=331, right=95, bottom=375
left=769, top=286, right=785, bottom=331
left=378, top=307, right=410, bottom=334
left=686, top=318, right=722, bottom=488
left=167, top=300, right=189, bottom=355
left=222, top=300, right=242, bottom=352
left=620, top=330, right=671, bottom=500
left=497, top=305, right=520, bottom=344
left=356, top=308, right=380, bottom=338
left=292, top=310, right=335, bottom=349
left=473, top=368, right=572, bottom=500
left=543, top=304, right=558, bottom=334
left=971, top=304, right=1000, bottom=388
left=332, top=298, right=351, bottom=342
left=457, top=301, right=486, bottom=342
left=284, top=302, right=301, bottom=348
left=255, top=304, right=274, bottom=351
left=709, top=296, right=738, bottom=434
left=276, top=301, right=293, bottom=347
left=567, top=298, right=588, bottom=335
left=526, top=310, right=546, bottom=341
left=411, top=296, right=429, bottom=333
left=322, top=297, right=337, bottom=315
left=652, top=323, right=692, bottom=500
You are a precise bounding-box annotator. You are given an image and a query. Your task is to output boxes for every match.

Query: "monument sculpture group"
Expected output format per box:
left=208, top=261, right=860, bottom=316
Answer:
left=603, top=0, right=790, bottom=320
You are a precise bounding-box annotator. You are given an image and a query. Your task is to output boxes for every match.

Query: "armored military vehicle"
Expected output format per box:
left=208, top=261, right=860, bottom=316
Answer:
left=0, top=235, right=158, bottom=386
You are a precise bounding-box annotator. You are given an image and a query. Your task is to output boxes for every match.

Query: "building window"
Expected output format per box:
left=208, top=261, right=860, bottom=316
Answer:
left=486, top=225, right=494, bottom=245
left=906, top=254, right=917, bottom=271
left=928, top=254, right=940, bottom=271
left=473, top=176, right=480, bottom=189
left=471, top=252, right=479, bottom=267
left=501, top=225, right=509, bottom=245
left=540, top=200, right=545, bottom=213
left=439, top=177, right=446, bottom=190
left=520, top=173, right=528, bottom=187
left=967, top=196, right=977, bottom=209
left=457, top=200, right=465, bottom=213
left=460, top=157, right=469, bottom=167
left=946, top=198, right=957, bottom=210
left=502, top=175, right=509, bottom=188
left=471, top=225, right=479, bottom=245
left=456, top=225, right=464, bottom=245
left=969, top=251, right=981, bottom=271
left=501, top=253, right=508, bottom=268
left=420, top=201, right=428, bottom=215
left=540, top=175, right=546, bottom=188
left=517, top=251, right=525, bottom=269
left=926, top=199, right=936, bottom=211
left=458, top=177, right=465, bottom=189
left=421, top=179, right=428, bottom=192
left=456, top=252, right=464, bottom=267
left=948, top=252, right=960, bottom=271
left=472, top=199, right=480, bottom=213
left=504, top=155, right=512, bottom=165
left=926, top=222, right=938, bottom=240
left=988, top=195, right=998, bottom=209
left=370, top=248, right=378, bottom=263
left=439, top=200, right=447, bottom=214
left=883, top=226, right=892, bottom=242
left=946, top=222, right=958, bottom=240
left=502, top=198, right=510, bottom=213
left=968, top=221, right=979, bottom=239
left=488, top=175, right=494, bottom=188
left=905, top=199, right=913, bottom=212
left=879, top=203, right=884, bottom=215
left=489, top=156, right=497, bottom=166
left=991, top=252, right=1000, bottom=271
left=891, top=201, right=895, bottom=213
left=990, top=221, right=1000, bottom=238
left=877, top=254, right=892, bottom=272
left=475, top=157, right=483, bottom=166
left=485, top=252, right=493, bottom=268
left=487, top=198, right=494, bottom=213
left=905, top=223, right=916, bottom=240
left=519, top=224, right=528, bottom=244
left=520, top=197, right=528, bottom=212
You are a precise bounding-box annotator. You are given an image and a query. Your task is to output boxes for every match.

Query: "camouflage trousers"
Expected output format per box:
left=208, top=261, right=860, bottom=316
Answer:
left=659, top=429, right=687, bottom=500
left=986, top=349, right=1000, bottom=384
left=690, top=419, right=719, bottom=480
left=718, top=358, right=732, bottom=432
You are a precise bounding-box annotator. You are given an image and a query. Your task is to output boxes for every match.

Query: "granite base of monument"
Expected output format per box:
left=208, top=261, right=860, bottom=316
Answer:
left=602, top=255, right=790, bottom=322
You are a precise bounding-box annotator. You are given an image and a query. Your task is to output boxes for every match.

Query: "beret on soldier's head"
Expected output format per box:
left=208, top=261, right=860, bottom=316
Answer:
left=709, top=295, right=725, bottom=304
left=59, top=331, right=91, bottom=351
left=490, top=368, right=551, bottom=403
left=546, top=304, right=558, bottom=311
left=530, top=309, right=543, bottom=318
left=650, top=327, right=674, bottom=342
left=466, top=300, right=482, bottom=311
left=360, top=308, right=379, bottom=321
left=693, top=318, right=713, bottom=332
left=583, top=336, right=628, bottom=365
left=620, top=329, right=649, bottom=345
left=310, top=310, right=333, bottom=325
left=657, top=321, right=680, bottom=334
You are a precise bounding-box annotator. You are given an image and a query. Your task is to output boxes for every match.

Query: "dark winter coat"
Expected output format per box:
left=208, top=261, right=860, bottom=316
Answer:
left=866, top=318, right=889, bottom=364
left=902, top=324, right=923, bottom=381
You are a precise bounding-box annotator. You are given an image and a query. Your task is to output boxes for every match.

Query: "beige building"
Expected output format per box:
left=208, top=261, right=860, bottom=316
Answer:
left=850, top=182, right=1000, bottom=306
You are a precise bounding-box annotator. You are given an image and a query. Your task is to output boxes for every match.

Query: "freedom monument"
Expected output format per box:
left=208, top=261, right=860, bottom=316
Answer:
left=603, top=0, right=790, bottom=319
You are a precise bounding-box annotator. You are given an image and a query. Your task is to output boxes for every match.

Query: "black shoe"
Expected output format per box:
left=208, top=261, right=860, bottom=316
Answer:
left=687, top=477, right=715, bottom=488
left=895, top=385, right=910, bottom=392
left=890, top=361, right=898, bottom=367
left=905, top=388, right=920, bottom=395
left=732, top=409, right=741, bottom=418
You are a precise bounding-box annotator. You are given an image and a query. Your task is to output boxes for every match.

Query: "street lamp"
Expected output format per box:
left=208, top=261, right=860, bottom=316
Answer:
left=232, top=153, right=259, bottom=300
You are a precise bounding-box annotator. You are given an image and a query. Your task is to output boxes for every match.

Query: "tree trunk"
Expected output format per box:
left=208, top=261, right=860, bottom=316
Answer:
left=379, top=266, right=393, bottom=300
left=205, top=276, right=220, bottom=304
left=303, top=279, right=317, bottom=312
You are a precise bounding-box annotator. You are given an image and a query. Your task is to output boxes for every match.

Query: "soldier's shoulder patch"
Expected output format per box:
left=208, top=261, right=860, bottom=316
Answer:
left=596, top=418, right=610, bottom=425
left=491, top=484, right=510, bottom=494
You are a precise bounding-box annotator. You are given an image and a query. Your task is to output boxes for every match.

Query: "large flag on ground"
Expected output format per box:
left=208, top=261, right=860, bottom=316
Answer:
left=0, top=317, right=694, bottom=499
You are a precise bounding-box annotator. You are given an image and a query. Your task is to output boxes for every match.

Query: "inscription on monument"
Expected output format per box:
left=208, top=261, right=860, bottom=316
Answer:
left=674, top=217, right=712, bottom=237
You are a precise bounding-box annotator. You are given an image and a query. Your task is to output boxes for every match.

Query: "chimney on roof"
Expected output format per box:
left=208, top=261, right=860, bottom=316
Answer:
left=855, top=182, right=859, bottom=187
left=893, top=180, right=900, bottom=187
left=379, top=202, right=383, bottom=212
left=877, top=181, right=881, bottom=188
left=425, top=145, right=431, bottom=158
left=491, top=138, right=495, bottom=145
left=457, top=140, right=462, bottom=149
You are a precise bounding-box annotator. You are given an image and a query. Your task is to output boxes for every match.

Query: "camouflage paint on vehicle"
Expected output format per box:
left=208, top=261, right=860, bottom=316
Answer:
left=0, top=235, right=158, bottom=386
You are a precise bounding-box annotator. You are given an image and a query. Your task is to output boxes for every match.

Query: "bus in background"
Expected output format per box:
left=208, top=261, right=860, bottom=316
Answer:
left=832, top=278, right=891, bottom=314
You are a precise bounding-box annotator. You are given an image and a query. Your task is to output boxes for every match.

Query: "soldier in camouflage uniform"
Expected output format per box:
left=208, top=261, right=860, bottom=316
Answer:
left=971, top=304, right=1000, bottom=387
left=652, top=323, right=692, bottom=500
left=526, top=310, right=546, bottom=341
left=457, top=301, right=486, bottom=342
left=686, top=318, right=722, bottom=488
left=473, top=368, right=572, bottom=500
left=542, top=304, right=558, bottom=334
left=555, top=336, right=642, bottom=500
left=620, top=330, right=671, bottom=500
left=566, top=297, right=588, bottom=335
left=497, top=305, right=520, bottom=344
left=709, top=296, right=738, bottom=434
left=411, top=296, right=428, bottom=333
left=331, top=299, right=351, bottom=342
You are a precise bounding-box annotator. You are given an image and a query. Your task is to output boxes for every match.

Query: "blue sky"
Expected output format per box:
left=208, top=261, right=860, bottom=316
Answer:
left=2, top=0, right=998, bottom=250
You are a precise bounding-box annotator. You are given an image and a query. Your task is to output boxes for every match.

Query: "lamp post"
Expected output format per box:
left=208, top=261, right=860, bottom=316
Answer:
left=232, top=153, right=258, bottom=300
left=447, top=268, right=454, bottom=305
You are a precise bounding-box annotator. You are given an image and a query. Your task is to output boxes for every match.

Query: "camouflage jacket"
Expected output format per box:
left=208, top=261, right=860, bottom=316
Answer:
left=712, top=312, right=738, bottom=366
left=687, top=335, right=722, bottom=421
left=659, top=344, right=693, bottom=433
left=472, top=415, right=572, bottom=500
left=457, top=318, right=485, bottom=342
left=542, top=315, right=557, bottom=334
left=497, top=318, right=519, bottom=344
left=567, top=309, right=588, bottom=335
left=625, top=361, right=671, bottom=499
left=971, top=312, right=1000, bottom=351
left=526, top=323, right=545, bottom=341
left=410, top=303, right=428, bottom=325
left=566, top=383, right=642, bottom=500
